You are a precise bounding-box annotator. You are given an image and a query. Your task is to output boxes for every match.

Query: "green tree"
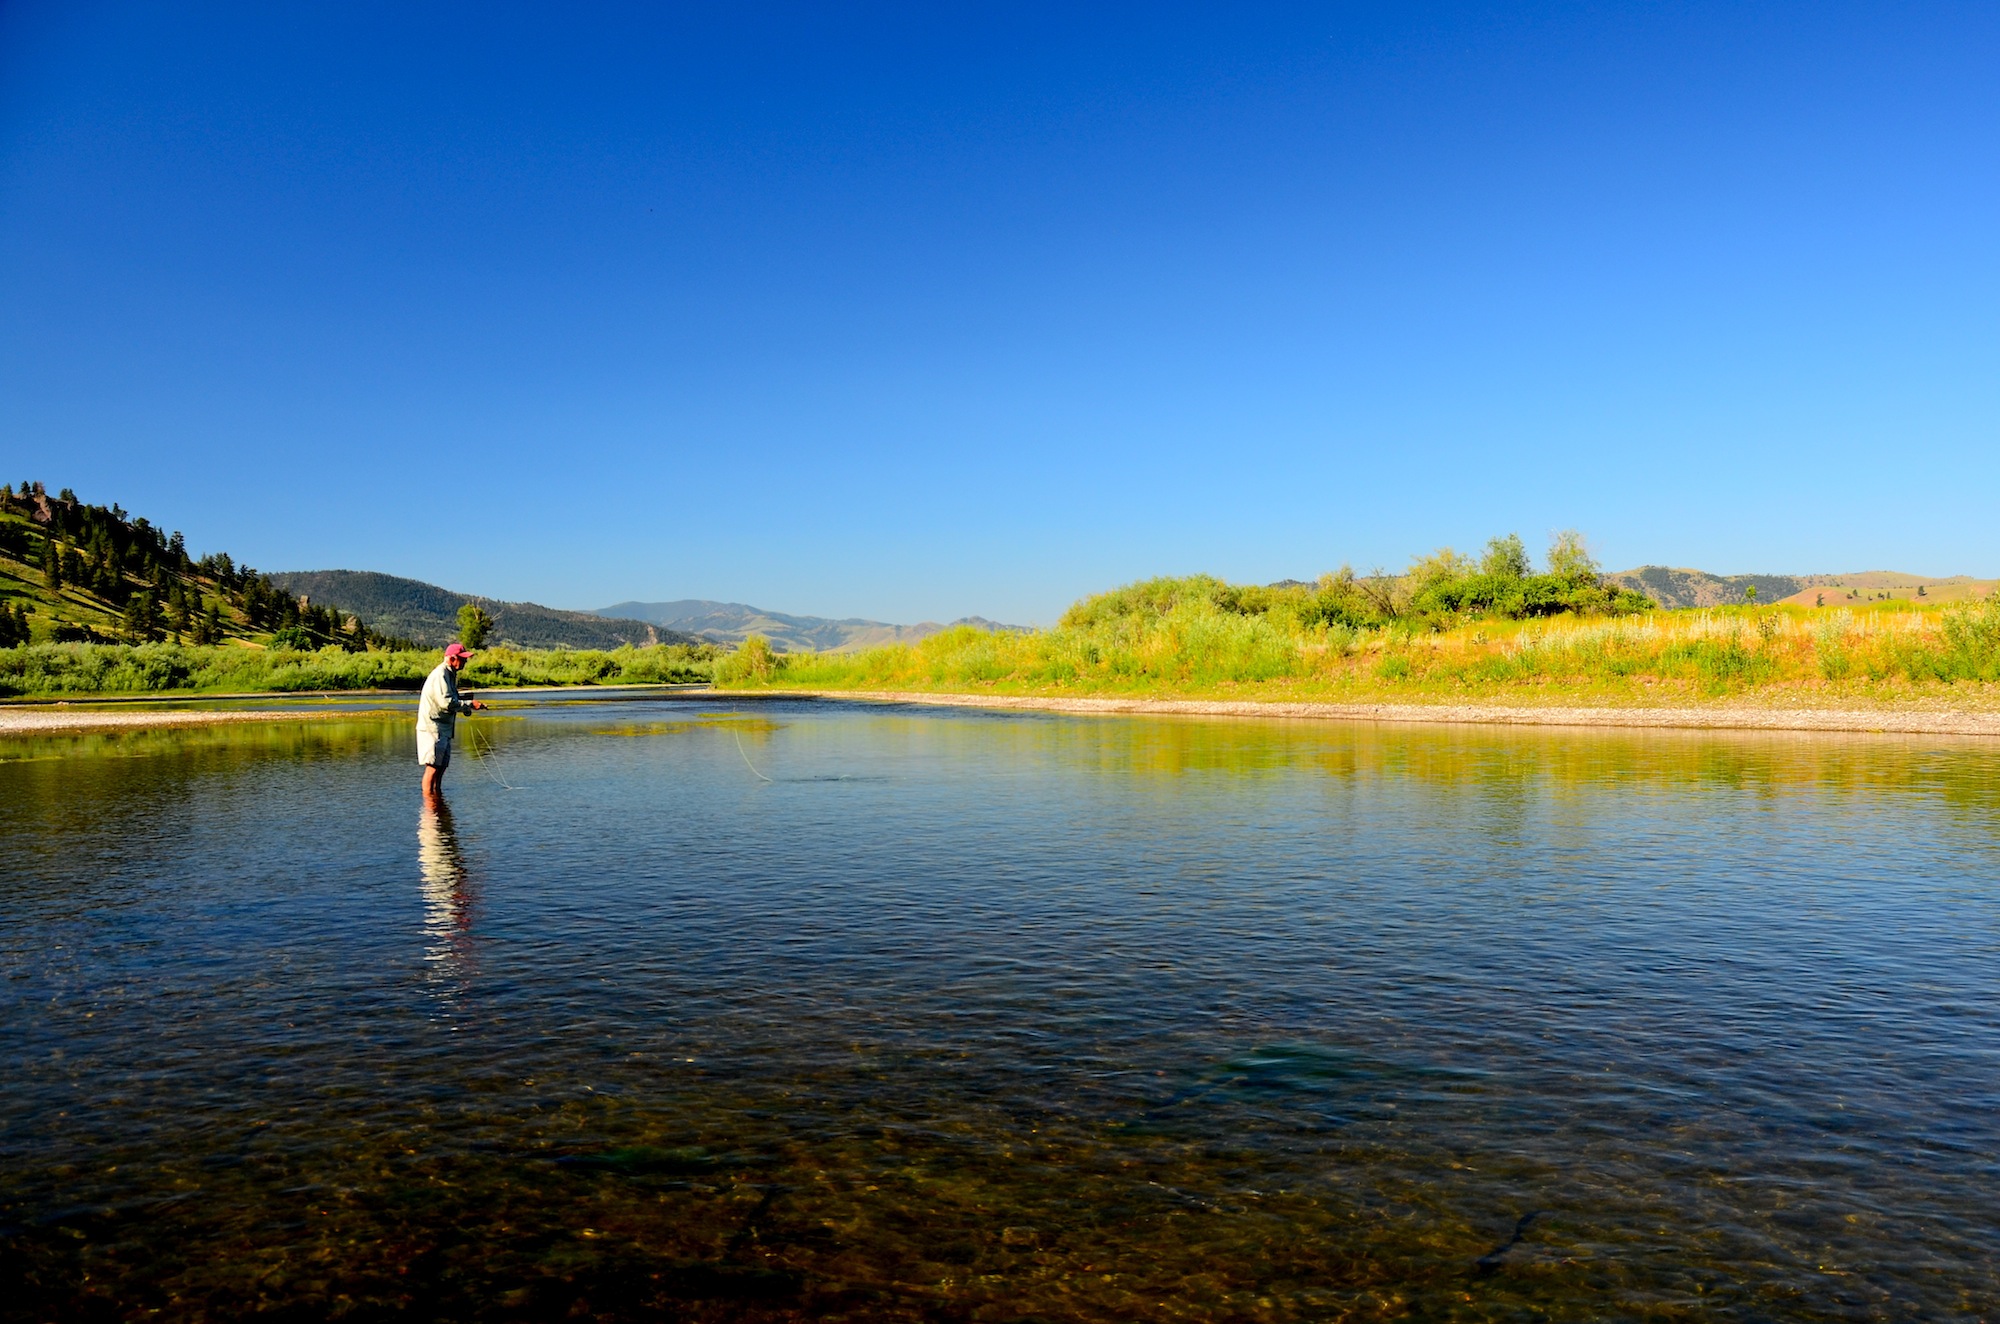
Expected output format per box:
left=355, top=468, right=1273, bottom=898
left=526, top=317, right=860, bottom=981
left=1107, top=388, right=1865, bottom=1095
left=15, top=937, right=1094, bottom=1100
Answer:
left=457, top=602, right=493, bottom=649
left=122, top=592, right=163, bottom=642
left=1545, top=530, right=1598, bottom=584
left=1479, top=533, right=1531, bottom=580
left=1405, top=547, right=1474, bottom=596
left=42, top=537, right=61, bottom=591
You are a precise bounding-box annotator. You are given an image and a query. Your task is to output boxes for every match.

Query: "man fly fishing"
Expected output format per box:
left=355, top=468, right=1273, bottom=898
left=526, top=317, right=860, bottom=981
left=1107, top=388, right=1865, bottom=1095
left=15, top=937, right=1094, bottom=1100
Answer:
left=419, top=641, right=486, bottom=800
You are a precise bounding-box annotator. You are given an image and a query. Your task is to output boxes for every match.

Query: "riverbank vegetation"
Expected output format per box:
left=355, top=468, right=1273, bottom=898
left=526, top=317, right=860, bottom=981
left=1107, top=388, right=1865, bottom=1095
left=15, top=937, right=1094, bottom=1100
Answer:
left=0, top=641, right=718, bottom=699
left=718, top=532, right=2000, bottom=707
left=725, top=596, right=2000, bottom=704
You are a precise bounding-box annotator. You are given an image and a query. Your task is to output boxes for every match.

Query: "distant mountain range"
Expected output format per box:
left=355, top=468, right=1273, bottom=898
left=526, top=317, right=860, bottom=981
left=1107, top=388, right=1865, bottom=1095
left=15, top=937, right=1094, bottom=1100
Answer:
left=595, top=599, right=1027, bottom=652
left=266, top=571, right=698, bottom=650
left=1607, top=567, right=1995, bottom=609
left=265, top=573, right=1021, bottom=652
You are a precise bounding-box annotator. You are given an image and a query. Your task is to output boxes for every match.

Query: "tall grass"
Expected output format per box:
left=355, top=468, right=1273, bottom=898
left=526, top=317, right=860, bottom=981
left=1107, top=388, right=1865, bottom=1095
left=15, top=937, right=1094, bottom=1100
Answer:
left=720, top=578, right=2000, bottom=704
left=0, top=641, right=717, bottom=698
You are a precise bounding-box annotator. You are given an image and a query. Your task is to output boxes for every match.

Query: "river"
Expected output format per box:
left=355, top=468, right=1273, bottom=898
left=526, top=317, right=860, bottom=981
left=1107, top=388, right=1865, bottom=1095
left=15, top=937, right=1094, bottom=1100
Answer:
left=4, top=693, right=1997, bottom=1320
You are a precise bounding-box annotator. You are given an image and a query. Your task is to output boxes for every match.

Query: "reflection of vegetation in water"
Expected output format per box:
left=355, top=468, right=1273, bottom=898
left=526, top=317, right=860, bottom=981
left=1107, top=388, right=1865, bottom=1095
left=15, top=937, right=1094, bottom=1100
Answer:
left=0, top=640, right=718, bottom=698
left=899, top=711, right=2000, bottom=851
left=0, top=714, right=408, bottom=765
left=588, top=714, right=783, bottom=739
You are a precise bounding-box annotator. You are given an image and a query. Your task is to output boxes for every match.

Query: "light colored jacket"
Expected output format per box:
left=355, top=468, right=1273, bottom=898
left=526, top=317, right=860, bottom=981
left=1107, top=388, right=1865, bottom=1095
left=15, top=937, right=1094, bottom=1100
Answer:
left=418, top=661, right=473, bottom=737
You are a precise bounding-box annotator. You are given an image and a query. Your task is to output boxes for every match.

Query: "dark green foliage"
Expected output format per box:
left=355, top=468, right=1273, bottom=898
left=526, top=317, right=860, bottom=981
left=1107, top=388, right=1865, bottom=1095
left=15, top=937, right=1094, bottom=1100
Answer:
left=1405, top=530, right=1652, bottom=623
left=194, top=600, right=224, bottom=645
left=458, top=602, right=493, bottom=649
left=121, top=592, right=164, bottom=642
left=0, top=603, right=29, bottom=647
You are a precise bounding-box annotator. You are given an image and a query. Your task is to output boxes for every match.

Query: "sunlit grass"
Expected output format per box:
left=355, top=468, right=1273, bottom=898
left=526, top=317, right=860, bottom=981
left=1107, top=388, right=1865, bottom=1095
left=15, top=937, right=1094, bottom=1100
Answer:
left=723, top=588, right=2000, bottom=707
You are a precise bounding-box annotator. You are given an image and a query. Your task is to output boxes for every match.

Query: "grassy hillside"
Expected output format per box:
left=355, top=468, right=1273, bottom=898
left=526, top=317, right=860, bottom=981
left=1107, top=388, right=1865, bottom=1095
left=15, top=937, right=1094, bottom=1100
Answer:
left=1607, top=565, right=1994, bottom=608
left=1605, top=567, right=1806, bottom=609
left=1775, top=573, right=1996, bottom=606
left=0, top=483, right=402, bottom=650
left=270, top=570, right=694, bottom=650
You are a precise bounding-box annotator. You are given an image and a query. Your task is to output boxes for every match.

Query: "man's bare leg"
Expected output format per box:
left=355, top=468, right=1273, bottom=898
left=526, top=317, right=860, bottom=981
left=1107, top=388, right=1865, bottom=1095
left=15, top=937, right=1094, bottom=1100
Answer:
left=422, top=764, right=444, bottom=801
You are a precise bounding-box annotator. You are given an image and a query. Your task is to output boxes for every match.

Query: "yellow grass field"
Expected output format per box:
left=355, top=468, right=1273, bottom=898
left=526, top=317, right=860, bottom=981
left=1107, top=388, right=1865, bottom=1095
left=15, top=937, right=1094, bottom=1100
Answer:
left=721, top=597, right=2000, bottom=713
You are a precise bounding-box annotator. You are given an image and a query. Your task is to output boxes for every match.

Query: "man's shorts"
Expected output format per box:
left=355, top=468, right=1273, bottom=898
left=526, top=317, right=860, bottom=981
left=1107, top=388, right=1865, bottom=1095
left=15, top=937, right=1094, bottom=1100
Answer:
left=417, top=730, right=452, bottom=770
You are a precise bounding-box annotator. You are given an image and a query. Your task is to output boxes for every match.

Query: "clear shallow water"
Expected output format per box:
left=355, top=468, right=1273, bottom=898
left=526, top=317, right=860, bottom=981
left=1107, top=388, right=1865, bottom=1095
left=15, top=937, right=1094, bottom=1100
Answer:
left=3, top=696, right=1998, bottom=1321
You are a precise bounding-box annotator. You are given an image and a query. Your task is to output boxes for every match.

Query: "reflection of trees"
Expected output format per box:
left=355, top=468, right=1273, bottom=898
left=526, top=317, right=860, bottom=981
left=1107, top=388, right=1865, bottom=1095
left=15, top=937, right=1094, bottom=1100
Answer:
left=417, top=802, right=478, bottom=1011
left=887, top=712, right=2000, bottom=847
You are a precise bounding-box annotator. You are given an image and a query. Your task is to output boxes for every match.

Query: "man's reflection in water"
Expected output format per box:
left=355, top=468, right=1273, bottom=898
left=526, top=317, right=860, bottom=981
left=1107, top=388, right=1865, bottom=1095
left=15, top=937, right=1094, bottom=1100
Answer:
left=417, top=800, right=478, bottom=1020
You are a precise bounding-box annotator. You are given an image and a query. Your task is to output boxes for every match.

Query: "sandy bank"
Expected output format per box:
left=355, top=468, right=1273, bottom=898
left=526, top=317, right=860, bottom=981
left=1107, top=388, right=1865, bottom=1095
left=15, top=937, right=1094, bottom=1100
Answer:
left=742, top=689, right=2000, bottom=737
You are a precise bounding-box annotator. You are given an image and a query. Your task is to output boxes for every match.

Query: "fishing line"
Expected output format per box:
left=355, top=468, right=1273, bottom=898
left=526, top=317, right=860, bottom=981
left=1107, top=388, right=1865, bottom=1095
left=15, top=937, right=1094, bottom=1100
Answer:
left=466, top=717, right=522, bottom=790
left=731, top=725, right=774, bottom=783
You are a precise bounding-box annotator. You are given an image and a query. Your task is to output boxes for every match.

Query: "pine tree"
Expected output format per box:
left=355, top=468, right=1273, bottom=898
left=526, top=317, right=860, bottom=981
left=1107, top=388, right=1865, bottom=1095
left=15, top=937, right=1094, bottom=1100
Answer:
left=43, top=538, right=61, bottom=591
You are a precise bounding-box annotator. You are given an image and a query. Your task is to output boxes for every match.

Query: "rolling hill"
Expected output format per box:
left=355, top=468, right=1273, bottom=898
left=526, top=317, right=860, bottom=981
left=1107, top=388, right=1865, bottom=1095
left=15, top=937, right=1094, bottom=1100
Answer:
left=595, top=599, right=1027, bottom=653
left=267, top=571, right=699, bottom=650
left=1607, top=566, right=1995, bottom=609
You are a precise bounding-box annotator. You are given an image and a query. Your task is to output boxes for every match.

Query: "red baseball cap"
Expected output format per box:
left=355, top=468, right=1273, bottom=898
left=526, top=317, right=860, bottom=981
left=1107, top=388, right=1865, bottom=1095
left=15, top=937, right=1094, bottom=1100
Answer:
left=444, top=642, right=474, bottom=660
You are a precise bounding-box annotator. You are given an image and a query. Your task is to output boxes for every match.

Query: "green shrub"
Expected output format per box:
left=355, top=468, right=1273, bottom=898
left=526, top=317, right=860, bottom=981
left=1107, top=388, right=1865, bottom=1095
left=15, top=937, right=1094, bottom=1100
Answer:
left=714, top=635, right=781, bottom=685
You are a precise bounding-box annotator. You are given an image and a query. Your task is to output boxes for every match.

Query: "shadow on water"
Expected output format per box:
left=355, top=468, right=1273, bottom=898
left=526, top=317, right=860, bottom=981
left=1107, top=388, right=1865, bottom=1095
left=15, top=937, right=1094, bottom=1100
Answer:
left=2, top=698, right=1999, bottom=1319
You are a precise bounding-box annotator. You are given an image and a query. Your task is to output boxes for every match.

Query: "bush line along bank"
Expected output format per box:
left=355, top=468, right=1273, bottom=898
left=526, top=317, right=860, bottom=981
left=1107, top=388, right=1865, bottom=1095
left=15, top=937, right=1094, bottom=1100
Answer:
left=716, top=536, right=2000, bottom=701
left=723, top=596, right=2000, bottom=699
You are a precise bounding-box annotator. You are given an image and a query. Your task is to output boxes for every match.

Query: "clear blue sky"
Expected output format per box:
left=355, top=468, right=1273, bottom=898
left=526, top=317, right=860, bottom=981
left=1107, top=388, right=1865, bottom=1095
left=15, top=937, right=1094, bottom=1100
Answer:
left=4, top=2, right=1996, bottom=623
